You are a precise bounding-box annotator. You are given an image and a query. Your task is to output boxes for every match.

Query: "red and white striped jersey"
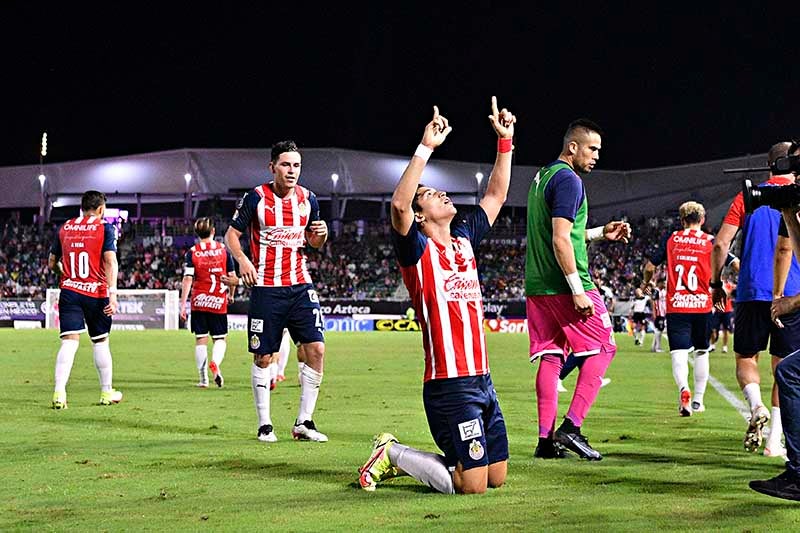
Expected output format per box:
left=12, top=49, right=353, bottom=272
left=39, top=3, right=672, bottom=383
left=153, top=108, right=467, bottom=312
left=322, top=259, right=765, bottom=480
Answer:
left=230, top=183, right=321, bottom=287
left=665, top=228, right=714, bottom=314
left=392, top=210, right=491, bottom=382
left=184, top=240, right=234, bottom=314
left=51, top=216, right=117, bottom=298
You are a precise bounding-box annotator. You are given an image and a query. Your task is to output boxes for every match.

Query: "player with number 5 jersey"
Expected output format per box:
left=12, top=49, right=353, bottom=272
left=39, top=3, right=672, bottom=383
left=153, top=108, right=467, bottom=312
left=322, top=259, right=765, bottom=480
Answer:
left=644, top=201, right=715, bottom=417
left=225, top=140, right=330, bottom=444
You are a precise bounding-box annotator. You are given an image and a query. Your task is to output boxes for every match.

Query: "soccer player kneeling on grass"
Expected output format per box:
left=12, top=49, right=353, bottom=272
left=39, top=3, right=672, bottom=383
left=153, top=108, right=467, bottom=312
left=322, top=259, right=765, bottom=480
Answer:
left=358, top=98, right=514, bottom=494
left=48, top=190, right=122, bottom=409
left=180, top=217, right=236, bottom=388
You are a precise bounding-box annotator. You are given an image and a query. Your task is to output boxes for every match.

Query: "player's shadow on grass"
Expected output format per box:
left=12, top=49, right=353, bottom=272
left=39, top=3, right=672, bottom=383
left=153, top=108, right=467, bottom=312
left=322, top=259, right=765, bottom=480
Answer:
left=50, top=415, right=227, bottom=437
left=610, top=450, right=775, bottom=474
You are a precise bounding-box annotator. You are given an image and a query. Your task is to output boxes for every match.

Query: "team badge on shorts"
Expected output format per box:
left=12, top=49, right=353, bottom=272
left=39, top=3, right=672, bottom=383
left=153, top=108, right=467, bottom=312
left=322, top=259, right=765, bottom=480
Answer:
left=250, top=334, right=261, bottom=350
left=469, top=439, right=485, bottom=460
left=458, top=419, right=483, bottom=441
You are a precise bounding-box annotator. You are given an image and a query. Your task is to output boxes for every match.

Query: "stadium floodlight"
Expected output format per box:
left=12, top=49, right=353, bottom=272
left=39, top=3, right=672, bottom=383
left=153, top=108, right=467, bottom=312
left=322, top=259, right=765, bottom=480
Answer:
left=184, top=173, right=192, bottom=188
left=475, top=172, right=484, bottom=184
left=331, top=173, right=339, bottom=188
left=38, top=174, right=46, bottom=188
left=40, top=132, right=48, bottom=157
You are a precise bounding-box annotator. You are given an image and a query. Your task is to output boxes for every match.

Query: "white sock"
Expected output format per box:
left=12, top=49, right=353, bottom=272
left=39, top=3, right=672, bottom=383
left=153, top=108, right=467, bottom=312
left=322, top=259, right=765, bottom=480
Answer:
left=252, top=364, right=272, bottom=427
left=767, top=407, right=783, bottom=448
left=389, top=443, right=454, bottom=494
left=278, top=331, right=291, bottom=375
left=54, top=339, right=80, bottom=392
left=211, top=339, right=226, bottom=368
left=269, top=362, right=278, bottom=381
left=653, top=331, right=662, bottom=351
left=195, top=345, right=208, bottom=380
left=692, top=351, right=709, bottom=403
left=298, top=361, right=306, bottom=381
left=297, top=365, right=323, bottom=424
left=743, top=382, right=763, bottom=411
left=93, top=340, right=113, bottom=392
left=671, top=349, right=690, bottom=392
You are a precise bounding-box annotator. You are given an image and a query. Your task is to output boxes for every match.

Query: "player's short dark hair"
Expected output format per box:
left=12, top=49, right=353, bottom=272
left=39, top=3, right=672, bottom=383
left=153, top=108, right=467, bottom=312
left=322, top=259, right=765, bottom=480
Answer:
left=271, top=140, right=300, bottom=163
left=81, top=190, right=107, bottom=212
left=412, top=184, right=427, bottom=213
left=194, top=217, right=214, bottom=239
left=564, top=119, right=603, bottom=146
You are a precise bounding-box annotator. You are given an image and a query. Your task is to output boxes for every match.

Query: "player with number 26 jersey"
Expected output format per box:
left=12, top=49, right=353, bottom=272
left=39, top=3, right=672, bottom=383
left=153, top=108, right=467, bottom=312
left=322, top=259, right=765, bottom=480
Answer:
left=664, top=228, right=714, bottom=314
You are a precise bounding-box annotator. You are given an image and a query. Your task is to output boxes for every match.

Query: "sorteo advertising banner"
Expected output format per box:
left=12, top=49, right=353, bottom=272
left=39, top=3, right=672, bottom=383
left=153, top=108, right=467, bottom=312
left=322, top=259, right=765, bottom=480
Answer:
left=484, top=318, right=528, bottom=333
left=0, top=299, right=46, bottom=321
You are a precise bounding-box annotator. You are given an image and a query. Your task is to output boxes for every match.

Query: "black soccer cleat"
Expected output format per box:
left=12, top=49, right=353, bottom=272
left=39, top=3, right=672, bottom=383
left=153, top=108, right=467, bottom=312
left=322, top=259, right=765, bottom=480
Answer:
left=534, top=437, right=568, bottom=459
left=554, top=421, right=602, bottom=461
left=749, top=470, right=800, bottom=501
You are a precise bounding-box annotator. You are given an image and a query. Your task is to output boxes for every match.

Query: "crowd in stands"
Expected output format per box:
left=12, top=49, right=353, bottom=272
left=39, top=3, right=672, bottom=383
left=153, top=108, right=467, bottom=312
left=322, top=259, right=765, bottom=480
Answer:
left=0, top=214, right=693, bottom=304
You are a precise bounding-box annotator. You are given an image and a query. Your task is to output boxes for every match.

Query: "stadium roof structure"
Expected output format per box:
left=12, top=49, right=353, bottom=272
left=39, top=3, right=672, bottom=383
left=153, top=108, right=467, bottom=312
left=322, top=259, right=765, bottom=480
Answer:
left=0, top=147, right=770, bottom=226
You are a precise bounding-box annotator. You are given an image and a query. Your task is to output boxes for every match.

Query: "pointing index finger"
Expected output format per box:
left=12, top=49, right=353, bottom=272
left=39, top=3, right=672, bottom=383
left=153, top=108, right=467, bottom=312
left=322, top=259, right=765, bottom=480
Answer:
left=433, top=105, right=440, bottom=121
left=490, top=96, right=499, bottom=117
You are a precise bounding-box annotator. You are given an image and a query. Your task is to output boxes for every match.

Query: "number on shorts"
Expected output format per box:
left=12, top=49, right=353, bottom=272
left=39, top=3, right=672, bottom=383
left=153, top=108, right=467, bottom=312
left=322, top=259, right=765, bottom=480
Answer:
left=312, top=308, right=323, bottom=328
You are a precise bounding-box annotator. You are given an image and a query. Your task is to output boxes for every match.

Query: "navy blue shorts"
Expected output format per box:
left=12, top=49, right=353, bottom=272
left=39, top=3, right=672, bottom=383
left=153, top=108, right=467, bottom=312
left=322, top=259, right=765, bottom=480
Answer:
left=59, top=288, right=112, bottom=340
left=710, top=311, right=733, bottom=332
left=247, top=284, right=324, bottom=355
left=666, top=312, right=711, bottom=351
left=191, top=311, right=228, bottom=338
left=735, top=301, right=800, bottom=357
left=654, top=316, right=666, bottom=331
left=422, top=373, right=509, bottom=471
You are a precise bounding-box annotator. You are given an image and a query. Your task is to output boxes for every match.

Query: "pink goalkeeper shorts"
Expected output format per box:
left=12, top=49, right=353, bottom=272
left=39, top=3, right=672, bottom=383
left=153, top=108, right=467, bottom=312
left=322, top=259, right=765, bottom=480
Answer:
left=526, top=289, right=615, bottom=361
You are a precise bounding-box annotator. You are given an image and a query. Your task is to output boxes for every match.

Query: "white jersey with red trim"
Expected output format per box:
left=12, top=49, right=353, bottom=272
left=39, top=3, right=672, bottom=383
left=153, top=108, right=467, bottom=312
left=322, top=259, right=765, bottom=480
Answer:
left=392, top=210, right=491, bottom=382
left=230, top=183, right=321, bottom=287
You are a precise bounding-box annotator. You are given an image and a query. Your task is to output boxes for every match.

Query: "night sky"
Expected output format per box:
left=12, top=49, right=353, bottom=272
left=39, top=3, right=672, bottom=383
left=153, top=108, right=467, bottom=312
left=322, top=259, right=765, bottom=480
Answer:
left=3, top=4, right=798, bottom=171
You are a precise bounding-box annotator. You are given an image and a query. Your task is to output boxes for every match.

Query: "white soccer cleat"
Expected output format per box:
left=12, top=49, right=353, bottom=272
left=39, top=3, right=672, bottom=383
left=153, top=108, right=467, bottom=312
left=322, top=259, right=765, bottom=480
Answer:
left=691, top=401, right=706, bottom=413
left=257, top=424, right=278, bottom=442
left=557, top=380, right=568, bottom=393
left=744, top=405, right=770, bottom=452
left=764, top=442, right=788, bottom=460
left=292, top=420, right=328, bottom=442
left=600, top=377, right=611, bottom=388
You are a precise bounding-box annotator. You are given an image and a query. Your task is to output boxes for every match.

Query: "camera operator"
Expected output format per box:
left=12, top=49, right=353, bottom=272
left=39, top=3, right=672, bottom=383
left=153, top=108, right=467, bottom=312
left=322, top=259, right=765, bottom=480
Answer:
left=751, top=193, right=800, bottom=500
left=711, top=141, right=800, bottom=459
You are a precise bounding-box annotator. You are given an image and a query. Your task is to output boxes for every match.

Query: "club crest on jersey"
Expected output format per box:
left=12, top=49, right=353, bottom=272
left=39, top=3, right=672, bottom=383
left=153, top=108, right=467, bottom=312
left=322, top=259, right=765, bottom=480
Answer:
left=250, top=335, right=261, bottom=350
left=297, top=201, right=309, bottom=217
left=250, top=318, right=264, bottom=333
left=458, top=419, right=482, bottom=441
left=468, top=439, right=485, bottom=461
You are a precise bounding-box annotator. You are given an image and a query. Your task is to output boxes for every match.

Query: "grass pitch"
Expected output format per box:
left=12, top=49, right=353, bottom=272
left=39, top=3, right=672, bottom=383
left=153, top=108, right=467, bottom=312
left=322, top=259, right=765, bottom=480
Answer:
left=2, top=329, right=800, bottom=531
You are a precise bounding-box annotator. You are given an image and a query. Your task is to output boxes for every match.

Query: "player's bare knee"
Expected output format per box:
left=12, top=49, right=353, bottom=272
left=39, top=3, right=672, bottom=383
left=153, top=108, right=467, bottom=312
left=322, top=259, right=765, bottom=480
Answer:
left=253, top=353, right=271, bottom=368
